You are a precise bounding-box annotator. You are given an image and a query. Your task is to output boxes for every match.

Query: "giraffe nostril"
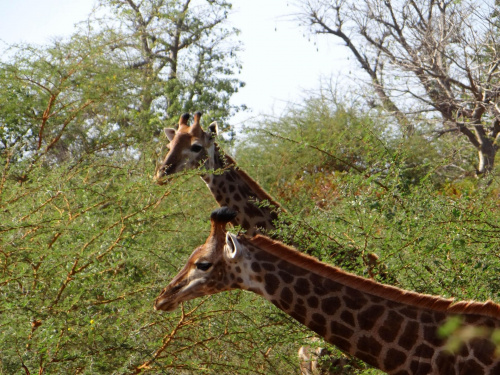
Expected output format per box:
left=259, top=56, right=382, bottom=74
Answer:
left=162, top=164, right=174, bottom=176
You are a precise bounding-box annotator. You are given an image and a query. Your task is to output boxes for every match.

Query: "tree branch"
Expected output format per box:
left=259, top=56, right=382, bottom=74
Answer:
left=309, top=6, right=411, bottom=132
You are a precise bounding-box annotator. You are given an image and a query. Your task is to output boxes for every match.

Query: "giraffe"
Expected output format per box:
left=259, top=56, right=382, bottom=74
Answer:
left=155, top=207, right=500, bottom=375
left=154, top=112, right=387, bottom=268
left=155, top=111, right=345, bottom=370
left=154, top=111, right=391, bottom=371
left=154, top=111, right=280, bottom=237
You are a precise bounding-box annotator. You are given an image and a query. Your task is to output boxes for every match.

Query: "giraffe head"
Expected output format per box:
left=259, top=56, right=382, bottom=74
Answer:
left=155, top=111, right=218, bottom=184
left=155, top=207, right=242, bottom=311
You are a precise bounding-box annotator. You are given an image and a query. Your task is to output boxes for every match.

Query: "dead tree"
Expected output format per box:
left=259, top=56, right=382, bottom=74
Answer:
left=300, top=0, right=500, bottom=175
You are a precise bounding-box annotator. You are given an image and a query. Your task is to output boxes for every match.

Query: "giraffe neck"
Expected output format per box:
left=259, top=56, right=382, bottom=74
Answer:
left=201, top=144, right=280, bottom=236
left=229, top=235, right=500, bottom=375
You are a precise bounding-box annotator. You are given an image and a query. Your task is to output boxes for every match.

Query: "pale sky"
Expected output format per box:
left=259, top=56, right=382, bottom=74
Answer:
left=0, top=0, right=351, bottom=127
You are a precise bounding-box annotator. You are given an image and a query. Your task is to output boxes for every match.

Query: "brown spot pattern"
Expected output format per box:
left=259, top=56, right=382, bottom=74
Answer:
left=293, top=278, right=310, bottom=296
left=357, top=335, right=382, bottom=357
left=294, top=304, right=307, bottom=318
left=312, top=313, right=327, bottom=327
left=278, top=270, right=294, bottom=284
left=328, top=335, right=351, bottom=353
left=323, top=278, right=343, bottom=292
left=410, top=361, right=431, bottom=374
left=278, top=260, right=308, bottom=276
left=414, top=343, right=434, bottom=359
left=264, top=274, right=279, bottom=295
left=340, top=310, right=355, bottom=327
left=379, top=310, right=404, bottom=343
left=321, top=297, right=341, bottom=315
left=330, top=321, right=354, bottom=338
left=399, top=307, right=418, bottom=319
left=383, top=348, right=407, bottom=371
left=461, top=359, right=483, bottom=374
left=307, top=296, right=319, bottom=308
left=251, top=262, right=261, bottom=273
left=474, top=338, right=496, bottom=365
left=262, top=263, right=275, bottom=272
left=435, top=352, right=455, bottom=374
left=255, top=251, right=278, bottom=263
left=280, top=287, right=293, bottom=304
left=358, top=304, right=385, bottom=330
left=398, top=321, right=419, bottom=350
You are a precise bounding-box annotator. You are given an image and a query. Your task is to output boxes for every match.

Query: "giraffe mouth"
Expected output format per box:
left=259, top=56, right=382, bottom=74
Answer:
left=154, top=298, right=179, bottom=312
left=154, top=286, right=185, bottom=311
left=154, top=281, right=184, bottom=311
left=153, top=169, right=174, bottom=185
left=154, top=160, right=179, bottom=184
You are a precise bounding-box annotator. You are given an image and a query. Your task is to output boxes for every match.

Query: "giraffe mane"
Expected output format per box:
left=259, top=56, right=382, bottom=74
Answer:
left=247, top=235, right=500, bottom=319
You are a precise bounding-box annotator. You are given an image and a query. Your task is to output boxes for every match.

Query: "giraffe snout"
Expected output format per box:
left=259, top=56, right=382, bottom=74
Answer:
left=154, top=286, right=181, bottom=311
left=154, top=163, right=175, bottom=184
left=154, top=297, right=179, bottom=311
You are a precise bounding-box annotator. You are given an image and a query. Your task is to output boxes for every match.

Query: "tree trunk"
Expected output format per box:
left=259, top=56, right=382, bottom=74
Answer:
left=476, top=140, right=498, bottom=176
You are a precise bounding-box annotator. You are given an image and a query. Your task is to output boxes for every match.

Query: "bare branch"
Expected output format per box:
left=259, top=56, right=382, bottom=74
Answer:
left=299, top=0, right=500, bottom=173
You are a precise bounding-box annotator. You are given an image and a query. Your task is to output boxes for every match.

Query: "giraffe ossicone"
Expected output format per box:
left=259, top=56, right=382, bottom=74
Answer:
left=155, top=207, right=500, bottom=375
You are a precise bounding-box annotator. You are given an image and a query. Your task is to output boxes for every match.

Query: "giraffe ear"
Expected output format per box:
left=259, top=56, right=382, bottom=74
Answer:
left=164, top=128, right=176, bottom=141
left=207, top=121, right=218, bottom=139
left=224, top=232, right=241, bottom=261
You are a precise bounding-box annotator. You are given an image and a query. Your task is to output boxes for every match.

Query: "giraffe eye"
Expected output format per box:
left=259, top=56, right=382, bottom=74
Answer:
left=196, top=262, right=212, bottom=271
left=190, top=144, right=203, bottom=153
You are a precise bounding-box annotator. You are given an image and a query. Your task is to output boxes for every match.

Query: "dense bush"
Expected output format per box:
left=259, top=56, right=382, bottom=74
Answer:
left=237, top=98, right=500, bottom=296
left=236, top=98, right=500, bottom=374
left=0, top=141, right=310, bottom=374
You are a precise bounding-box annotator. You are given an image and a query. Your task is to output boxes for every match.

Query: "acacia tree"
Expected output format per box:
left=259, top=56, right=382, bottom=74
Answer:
left=299, top=0, right=500, bottom=175
left=0, top=0, right=242, bottom=173
left=0, top=34, right=139, bottom=172
left=95, top=0, right=243, bottom=127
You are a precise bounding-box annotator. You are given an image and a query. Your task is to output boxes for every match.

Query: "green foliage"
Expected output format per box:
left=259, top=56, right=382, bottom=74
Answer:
left=0, top=0, right=243, bottom=167
left=1, top=94, right=499, bottom=374
left=95, top=0, right=243, bottom=128
left=0, top=138, right=308, bottom=374
left=1, top=8, right=499, bottom=369
left=238, top=97, right=500, bottom=297
left=237, top=96, right=500, bottom=374
left=2, top=80, right=499, bottom=374
left=0, top=34, right=144, bottom=164
left=0, top=3, right=308, bottom=372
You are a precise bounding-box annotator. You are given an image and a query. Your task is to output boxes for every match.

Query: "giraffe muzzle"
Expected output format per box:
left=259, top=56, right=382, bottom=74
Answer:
left=154, top=298, right=179, bottom=312
left=154, top=164, right=175, bottom=185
